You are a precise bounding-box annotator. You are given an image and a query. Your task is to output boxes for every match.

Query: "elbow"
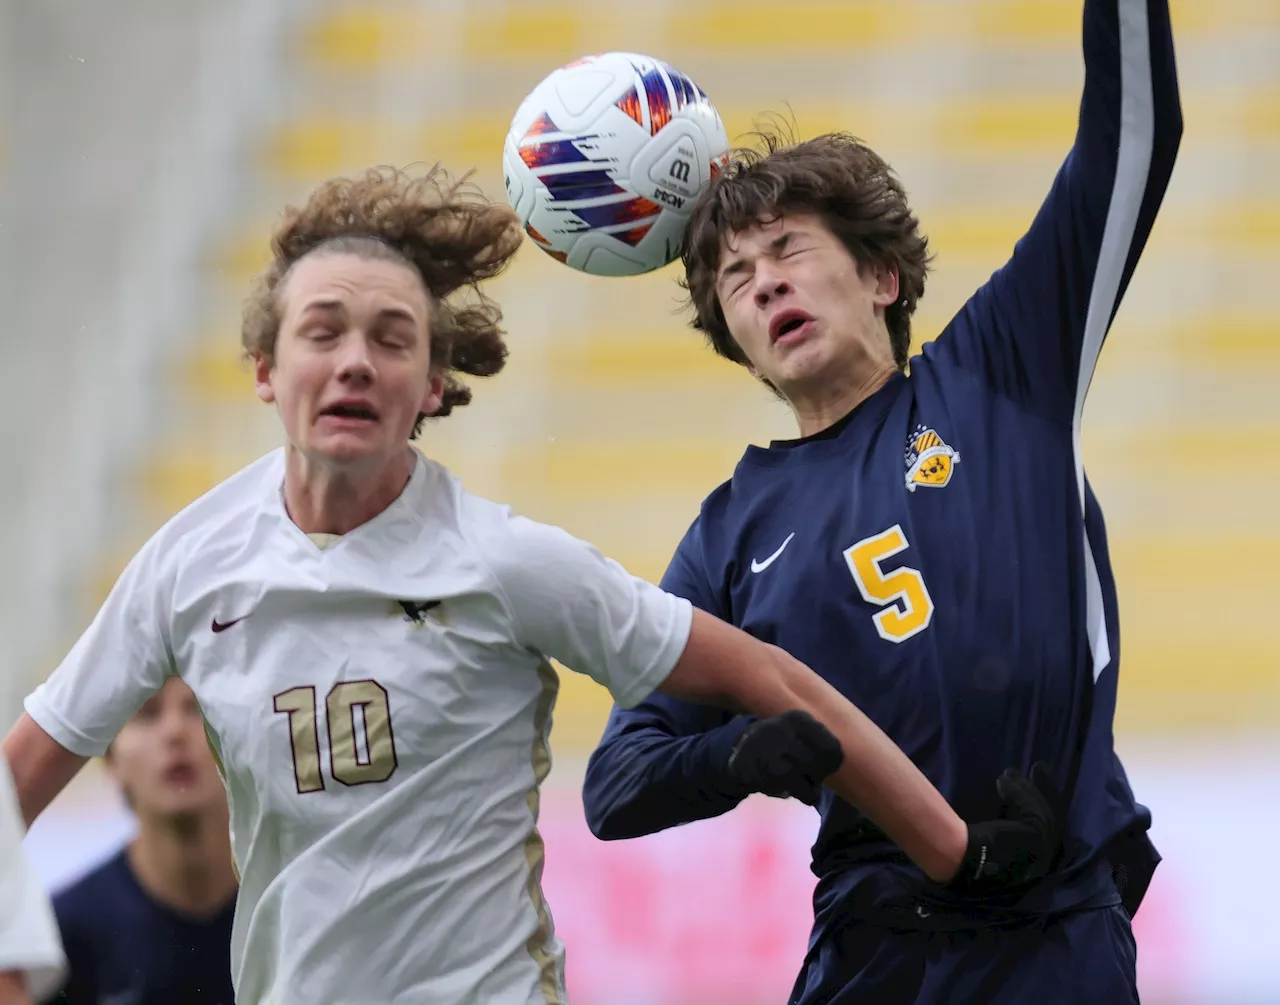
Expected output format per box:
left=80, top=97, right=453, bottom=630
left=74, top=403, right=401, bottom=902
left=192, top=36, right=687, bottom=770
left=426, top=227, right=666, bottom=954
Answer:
left=581, top=753, right=631, bottom=842
left=583, top=802, right=627, bottom=842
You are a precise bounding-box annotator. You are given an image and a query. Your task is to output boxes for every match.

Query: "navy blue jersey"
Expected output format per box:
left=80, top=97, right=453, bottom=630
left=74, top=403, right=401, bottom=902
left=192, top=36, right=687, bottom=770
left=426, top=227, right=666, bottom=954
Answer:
left=45, top=849, right=235, bottom=1005
left=585, top=0, right=1181, bottom=931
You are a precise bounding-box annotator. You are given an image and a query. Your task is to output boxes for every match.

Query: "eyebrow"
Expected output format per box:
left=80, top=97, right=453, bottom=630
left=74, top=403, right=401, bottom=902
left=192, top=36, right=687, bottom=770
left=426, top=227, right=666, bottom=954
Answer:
left=300, top=299, right=419, bottom=326
left=718, top=232, right=795, bottom=284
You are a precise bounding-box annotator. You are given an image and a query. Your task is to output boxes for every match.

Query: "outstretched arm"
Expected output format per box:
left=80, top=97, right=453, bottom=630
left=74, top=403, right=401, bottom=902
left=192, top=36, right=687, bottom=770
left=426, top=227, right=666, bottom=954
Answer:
left=935, top=0, right=1182, bottom=421
left=493, top=514, right=970, bottom=882
left=658, top=609, right=970, bottom=882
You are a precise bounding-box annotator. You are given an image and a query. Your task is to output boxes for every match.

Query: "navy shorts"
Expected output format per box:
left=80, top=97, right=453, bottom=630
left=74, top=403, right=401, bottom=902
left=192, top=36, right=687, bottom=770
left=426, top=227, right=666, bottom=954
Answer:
left=789, top=905, right=1139, bottom=1005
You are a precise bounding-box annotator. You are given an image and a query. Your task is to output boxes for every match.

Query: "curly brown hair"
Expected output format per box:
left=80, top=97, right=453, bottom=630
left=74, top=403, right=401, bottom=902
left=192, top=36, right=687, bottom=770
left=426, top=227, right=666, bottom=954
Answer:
left=242, top=164, right=524, bottom=429
left=681, top=129, right=933, bottom=372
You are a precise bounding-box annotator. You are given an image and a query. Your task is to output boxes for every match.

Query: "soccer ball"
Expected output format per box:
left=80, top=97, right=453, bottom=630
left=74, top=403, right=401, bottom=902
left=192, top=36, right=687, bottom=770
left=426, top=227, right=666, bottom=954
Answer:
left=503, top=52, right=730, bottom=277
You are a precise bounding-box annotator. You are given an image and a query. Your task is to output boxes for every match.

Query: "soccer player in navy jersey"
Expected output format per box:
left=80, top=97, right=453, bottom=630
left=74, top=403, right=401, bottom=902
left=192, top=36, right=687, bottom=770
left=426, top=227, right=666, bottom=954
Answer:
left=45, top=679, right=236, bottom=1005
left=583, top=1, right=1182, bottom=1001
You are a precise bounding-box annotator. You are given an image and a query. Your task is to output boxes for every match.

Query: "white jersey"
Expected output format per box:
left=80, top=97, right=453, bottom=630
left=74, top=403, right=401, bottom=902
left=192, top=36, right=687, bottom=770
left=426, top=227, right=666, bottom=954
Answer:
left=0, top=756, right=66, bottom=999
left=25, top=449, right=692, bottom=1005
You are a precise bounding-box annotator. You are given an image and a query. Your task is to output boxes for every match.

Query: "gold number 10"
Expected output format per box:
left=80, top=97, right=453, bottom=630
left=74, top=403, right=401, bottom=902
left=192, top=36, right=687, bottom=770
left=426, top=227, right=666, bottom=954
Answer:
left=273, top=680, right=398, bottom=793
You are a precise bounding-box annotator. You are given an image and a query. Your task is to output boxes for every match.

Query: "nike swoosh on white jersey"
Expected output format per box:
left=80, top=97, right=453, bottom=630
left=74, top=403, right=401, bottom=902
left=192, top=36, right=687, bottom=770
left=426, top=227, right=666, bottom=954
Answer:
left=750, top=532, right=796, bottom=574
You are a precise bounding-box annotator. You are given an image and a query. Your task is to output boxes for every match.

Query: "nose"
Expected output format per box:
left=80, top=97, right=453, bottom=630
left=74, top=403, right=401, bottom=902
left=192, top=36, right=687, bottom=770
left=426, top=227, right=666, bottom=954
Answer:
left=336, top=334, right=375, bottom=385
left=752, top=266, right=792, bottom=308
left=158, top=705, right=193, bottom=748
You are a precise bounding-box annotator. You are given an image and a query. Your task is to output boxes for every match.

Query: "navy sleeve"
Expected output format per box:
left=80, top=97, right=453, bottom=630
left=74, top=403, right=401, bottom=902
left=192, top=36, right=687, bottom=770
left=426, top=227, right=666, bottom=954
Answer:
left=582, top=515, right=756, bottom=840
left=929, top=0, right=1182, bottom=423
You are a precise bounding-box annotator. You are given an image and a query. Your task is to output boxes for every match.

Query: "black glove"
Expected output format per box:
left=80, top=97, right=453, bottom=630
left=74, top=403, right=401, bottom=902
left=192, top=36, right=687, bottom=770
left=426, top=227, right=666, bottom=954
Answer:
left=950, top=761, right=1064, bottom=894
left=726, top=710, right=845, bottom=805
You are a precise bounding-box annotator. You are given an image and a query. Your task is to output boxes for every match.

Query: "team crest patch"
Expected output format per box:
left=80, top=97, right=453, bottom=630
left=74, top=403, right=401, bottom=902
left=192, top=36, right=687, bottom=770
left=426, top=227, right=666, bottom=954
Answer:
left=904, top=425, right=960, bottom=492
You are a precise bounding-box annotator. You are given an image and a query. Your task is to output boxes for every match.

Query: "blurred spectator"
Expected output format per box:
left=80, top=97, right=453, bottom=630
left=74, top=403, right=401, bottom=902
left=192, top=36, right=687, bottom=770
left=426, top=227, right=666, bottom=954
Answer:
left=43, top=679, right=236, bottom=1005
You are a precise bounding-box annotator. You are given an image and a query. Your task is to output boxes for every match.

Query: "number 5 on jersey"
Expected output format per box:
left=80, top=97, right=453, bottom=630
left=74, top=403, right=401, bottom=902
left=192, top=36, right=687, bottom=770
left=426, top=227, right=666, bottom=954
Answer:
left=843, top=524, right=934, bottom=643
left=274, top=681, right=398, bottom=793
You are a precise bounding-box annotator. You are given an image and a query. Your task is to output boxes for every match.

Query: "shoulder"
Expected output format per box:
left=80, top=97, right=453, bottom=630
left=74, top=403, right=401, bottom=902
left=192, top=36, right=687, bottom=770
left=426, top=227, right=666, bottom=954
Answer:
left=137, top=450, right=286, bottom=573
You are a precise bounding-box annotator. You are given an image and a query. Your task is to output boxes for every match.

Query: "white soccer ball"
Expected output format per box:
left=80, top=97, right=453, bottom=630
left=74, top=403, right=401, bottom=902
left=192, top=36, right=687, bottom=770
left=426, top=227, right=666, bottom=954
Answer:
left=503, top=52, right=730, bottom=277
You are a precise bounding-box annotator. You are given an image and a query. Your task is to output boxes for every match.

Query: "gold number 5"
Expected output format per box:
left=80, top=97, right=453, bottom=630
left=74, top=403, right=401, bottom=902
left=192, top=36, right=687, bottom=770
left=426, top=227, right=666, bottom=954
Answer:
left=274, top=680, right=398, bottom=793
left=843, top=524, right=934, bottom=643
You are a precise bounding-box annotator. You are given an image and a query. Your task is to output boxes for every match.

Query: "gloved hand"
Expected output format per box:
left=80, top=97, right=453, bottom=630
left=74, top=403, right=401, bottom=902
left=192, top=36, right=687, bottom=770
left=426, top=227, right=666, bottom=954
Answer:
left=950, top=761, right=1064, bottom=894
left=725, top=710, right=844, bottom=805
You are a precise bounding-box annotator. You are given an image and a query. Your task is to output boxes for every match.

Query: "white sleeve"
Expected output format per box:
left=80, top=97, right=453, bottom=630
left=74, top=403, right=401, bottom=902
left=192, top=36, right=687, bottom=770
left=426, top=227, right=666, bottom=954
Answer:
left=0, top=757, right=65, bottom=998
left=24, top=534, right=176, bottom=757
left=484, top=514, right=693, bottom=709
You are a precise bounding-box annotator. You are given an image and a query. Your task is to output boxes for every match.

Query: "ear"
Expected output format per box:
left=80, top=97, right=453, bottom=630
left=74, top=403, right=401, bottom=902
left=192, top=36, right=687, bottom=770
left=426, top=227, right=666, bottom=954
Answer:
left=871, top=262, right=901, bottom=309
left=253, top=352, right=275, bottom=404
left=421, top=369, right=446, bottom=417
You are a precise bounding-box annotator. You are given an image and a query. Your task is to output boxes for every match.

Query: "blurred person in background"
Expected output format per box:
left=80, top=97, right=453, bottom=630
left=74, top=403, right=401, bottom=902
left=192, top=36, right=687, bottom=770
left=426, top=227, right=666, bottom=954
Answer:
left=0, top=755, right=65, bottom=1005
left=584, top=1, right=1182, bottom=1003
left=43, top=677, right=236, bottom=1005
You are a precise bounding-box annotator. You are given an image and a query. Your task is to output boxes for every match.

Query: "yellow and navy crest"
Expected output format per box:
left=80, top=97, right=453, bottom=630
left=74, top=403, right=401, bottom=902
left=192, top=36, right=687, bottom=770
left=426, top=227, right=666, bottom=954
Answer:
left=904, top=425, right=960, bottom=492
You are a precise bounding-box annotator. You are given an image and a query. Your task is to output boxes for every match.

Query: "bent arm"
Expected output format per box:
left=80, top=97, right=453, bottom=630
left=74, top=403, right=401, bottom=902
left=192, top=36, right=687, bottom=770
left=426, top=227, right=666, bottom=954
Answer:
left=660, top=610, right=968, bottom=882
left=1, top=716, right=88, bottom=829
left=583, top=695, right=753, bottom=840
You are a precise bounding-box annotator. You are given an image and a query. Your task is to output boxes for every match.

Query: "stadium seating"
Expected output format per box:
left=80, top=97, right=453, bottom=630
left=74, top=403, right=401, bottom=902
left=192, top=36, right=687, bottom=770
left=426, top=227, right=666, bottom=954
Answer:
left=101, top=0, right=1278, bottom=752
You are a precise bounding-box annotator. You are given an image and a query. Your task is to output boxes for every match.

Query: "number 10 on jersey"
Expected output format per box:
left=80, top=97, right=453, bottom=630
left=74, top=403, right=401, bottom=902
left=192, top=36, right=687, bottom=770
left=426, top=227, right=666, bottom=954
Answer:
left=274, top=681, right=398, bottom=793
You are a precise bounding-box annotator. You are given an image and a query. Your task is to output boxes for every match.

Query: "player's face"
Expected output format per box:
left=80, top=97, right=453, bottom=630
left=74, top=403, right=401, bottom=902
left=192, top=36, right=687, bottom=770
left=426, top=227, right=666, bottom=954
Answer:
left=714, top=212, right=899, bottom=396
left=106, top=678, right=226, bottom=823
left=257, top=253, right=445, bottom=469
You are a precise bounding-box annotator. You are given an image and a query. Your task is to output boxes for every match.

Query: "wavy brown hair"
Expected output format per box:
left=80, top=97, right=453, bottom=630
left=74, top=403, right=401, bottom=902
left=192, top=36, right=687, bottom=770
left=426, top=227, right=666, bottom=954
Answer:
left=681, top=129, right=932, bottom=371
left=242, top=165, right=524, bottom=429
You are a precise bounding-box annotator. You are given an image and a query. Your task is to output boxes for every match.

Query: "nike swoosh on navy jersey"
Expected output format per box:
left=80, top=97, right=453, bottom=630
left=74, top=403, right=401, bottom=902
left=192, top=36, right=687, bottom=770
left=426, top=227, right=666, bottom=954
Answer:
left=750, top=532, right=796, bottom=574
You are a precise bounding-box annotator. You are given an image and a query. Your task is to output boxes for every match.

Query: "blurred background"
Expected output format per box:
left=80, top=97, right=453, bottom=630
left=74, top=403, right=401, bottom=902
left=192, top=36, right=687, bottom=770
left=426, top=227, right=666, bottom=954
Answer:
left=3, top=1, right=1277, bottom=1002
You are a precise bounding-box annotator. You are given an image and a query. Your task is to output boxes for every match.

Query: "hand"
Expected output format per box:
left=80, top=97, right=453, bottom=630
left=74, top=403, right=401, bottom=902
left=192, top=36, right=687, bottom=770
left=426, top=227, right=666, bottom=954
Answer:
left=726, top=710, right=844, bottom=805
left=949, top=761, right=1064, bottom=894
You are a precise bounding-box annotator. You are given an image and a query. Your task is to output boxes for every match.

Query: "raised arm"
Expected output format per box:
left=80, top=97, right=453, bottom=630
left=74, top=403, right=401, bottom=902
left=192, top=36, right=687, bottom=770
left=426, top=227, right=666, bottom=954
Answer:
left=934, top=0, right=1182, bottom=420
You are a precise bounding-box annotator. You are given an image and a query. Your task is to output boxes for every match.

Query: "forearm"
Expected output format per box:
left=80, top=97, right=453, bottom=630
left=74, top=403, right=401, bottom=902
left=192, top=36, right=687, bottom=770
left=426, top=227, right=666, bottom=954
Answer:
left=734, top=645, right=967, bottom=882
left=583, top=718, right=754, bottom=840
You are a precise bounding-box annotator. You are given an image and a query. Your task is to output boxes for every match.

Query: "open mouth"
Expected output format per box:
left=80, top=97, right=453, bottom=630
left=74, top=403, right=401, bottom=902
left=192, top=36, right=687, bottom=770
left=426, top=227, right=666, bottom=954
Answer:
left=319, top=402, right=379, bottom=423
left=163, top=763, right=196, bottom=786
left=769, top=310, right=815, bottom=345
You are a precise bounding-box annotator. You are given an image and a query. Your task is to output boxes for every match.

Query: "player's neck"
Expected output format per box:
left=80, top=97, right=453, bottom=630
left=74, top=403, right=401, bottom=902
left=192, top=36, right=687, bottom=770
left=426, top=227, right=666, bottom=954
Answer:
left=128, top=812, right=238, bottom=918
left=788, top=361, right=898, bottom=438
left=282, top=445, right=415, bottom=535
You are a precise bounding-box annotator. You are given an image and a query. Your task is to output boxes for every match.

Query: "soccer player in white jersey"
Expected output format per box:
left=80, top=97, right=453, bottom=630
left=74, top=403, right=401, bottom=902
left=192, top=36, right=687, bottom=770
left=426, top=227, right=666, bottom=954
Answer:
left=3, top=167, right=1057, bottom=1005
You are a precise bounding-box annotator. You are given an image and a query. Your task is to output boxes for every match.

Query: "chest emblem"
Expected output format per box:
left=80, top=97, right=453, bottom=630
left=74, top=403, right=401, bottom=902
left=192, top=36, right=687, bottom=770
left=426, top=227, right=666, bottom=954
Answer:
left=904, top=425, right=960, bottom=492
